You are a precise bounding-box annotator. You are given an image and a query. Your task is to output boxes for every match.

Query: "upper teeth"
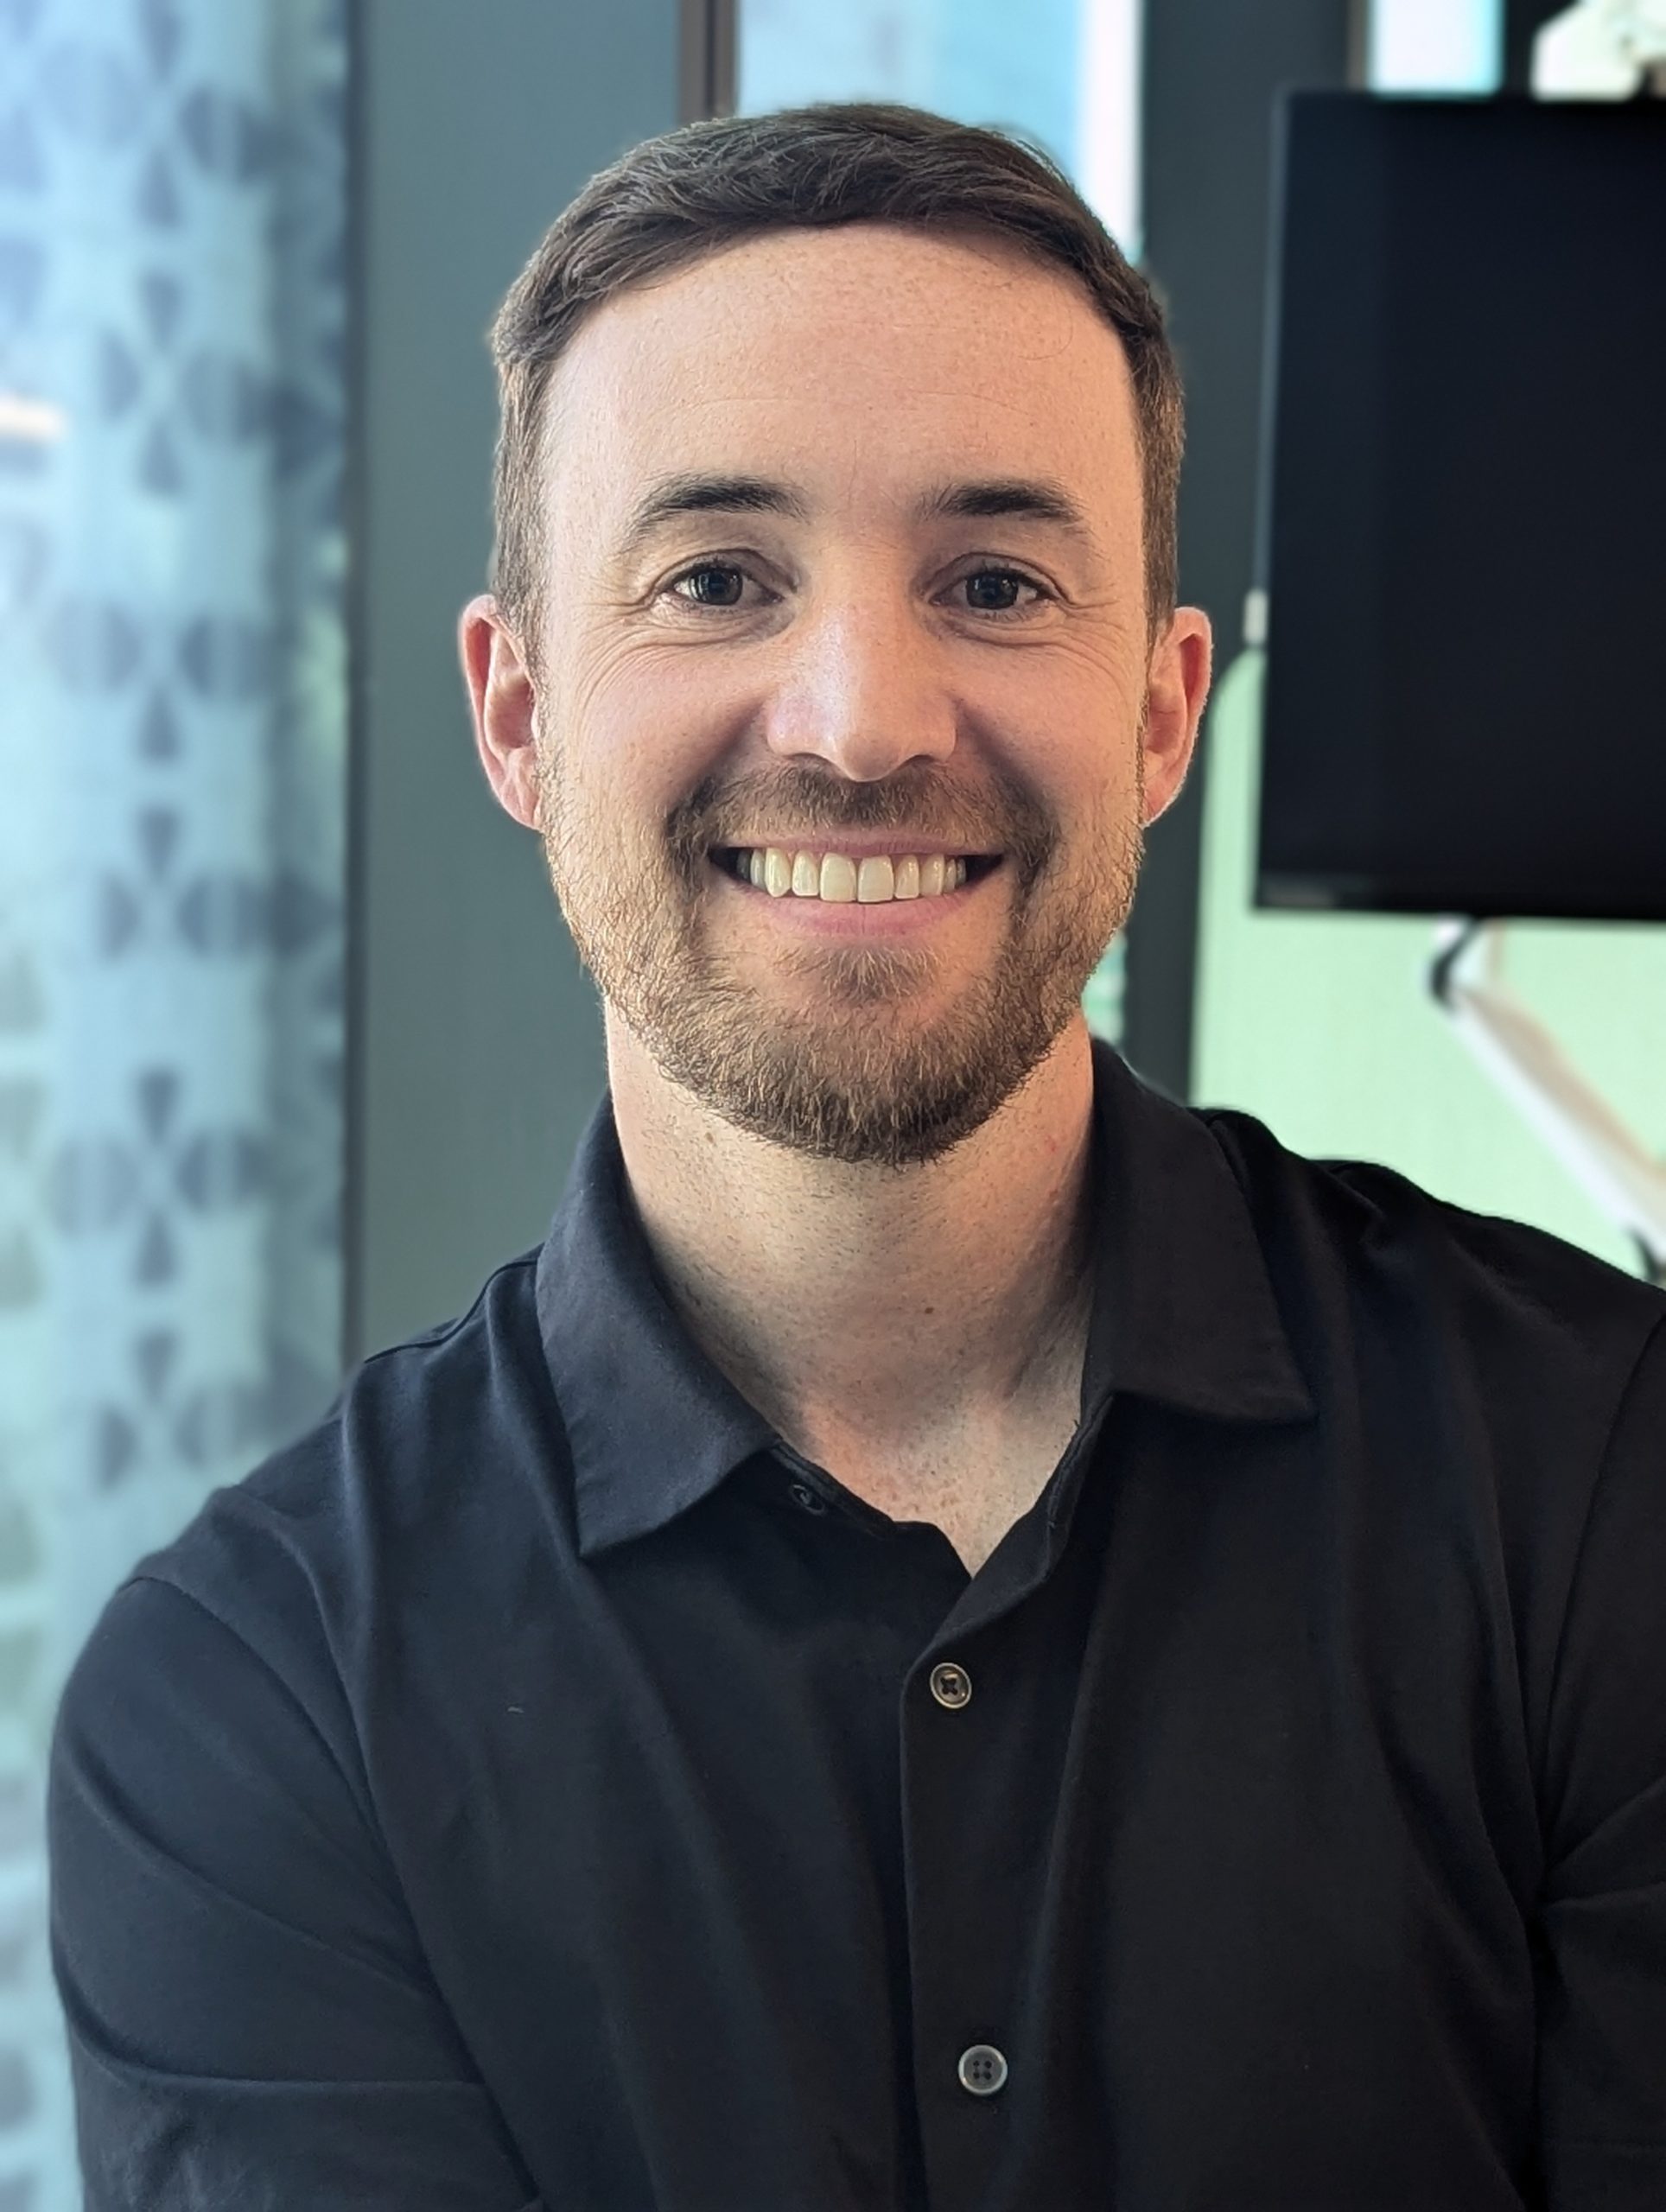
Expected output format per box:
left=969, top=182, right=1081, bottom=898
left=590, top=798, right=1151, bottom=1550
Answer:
left=736, top=849, right=970, bottom=902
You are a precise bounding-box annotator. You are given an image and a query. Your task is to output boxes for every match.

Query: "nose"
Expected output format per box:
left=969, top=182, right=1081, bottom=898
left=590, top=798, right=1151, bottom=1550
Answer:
left=760, top=584, right=958, bottom=781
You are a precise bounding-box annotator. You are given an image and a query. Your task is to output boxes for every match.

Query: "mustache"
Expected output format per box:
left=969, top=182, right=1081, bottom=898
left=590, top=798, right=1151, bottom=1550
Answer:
left=665, top=761, right=1057, bottom=883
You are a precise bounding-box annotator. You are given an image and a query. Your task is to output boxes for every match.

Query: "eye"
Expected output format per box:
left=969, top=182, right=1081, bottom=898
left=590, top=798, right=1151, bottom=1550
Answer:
left=664, top=563, right=764, bottom=611
left=952, top=567, right=1050, bottom=618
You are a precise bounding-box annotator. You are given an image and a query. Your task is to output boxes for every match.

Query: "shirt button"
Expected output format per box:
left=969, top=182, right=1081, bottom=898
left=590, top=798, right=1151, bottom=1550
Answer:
left=929, top=1662, right=972, bottom=1709
left=788, top=1481, right=827, bottom=1515
left=957, top=2044, right=1008, bottom=2097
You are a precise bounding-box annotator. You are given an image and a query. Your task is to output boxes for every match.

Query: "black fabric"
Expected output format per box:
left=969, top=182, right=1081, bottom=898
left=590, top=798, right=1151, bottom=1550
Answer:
left=48, top=1041, right=1666, bottom=2210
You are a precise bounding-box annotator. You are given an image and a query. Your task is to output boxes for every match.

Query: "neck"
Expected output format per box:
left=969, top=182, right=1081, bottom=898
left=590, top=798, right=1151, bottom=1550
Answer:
left=607, top=1015, right=1099, bottom=1472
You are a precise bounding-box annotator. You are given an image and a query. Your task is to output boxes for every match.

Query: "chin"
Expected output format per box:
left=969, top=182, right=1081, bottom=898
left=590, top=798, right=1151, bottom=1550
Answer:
left=643, top=966, right=1083, bottom=1170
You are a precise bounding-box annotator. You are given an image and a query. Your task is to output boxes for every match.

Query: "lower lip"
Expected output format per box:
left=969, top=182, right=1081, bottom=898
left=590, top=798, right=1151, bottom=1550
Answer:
left=709, top=858, right=1001, bottom=936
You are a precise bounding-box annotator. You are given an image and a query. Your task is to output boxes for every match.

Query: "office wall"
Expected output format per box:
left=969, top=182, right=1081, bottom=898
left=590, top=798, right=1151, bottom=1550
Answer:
left=349, top=0, right=680, bottom=1358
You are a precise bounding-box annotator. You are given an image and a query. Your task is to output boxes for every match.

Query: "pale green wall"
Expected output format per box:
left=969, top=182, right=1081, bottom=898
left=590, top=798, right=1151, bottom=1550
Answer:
left=1192, top=646, right=1666, bottom=1274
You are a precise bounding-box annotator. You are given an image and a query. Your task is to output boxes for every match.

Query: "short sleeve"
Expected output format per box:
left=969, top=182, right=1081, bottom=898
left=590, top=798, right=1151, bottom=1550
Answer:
left=1536, top=1316, right=1666, bottom=2209
left=48, top=1575, right=541, bottom=2211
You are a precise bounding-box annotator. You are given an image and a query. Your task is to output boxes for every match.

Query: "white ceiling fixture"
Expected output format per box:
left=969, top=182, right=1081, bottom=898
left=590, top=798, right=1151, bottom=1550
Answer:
left=1534, top=0, right=1666, bottom=95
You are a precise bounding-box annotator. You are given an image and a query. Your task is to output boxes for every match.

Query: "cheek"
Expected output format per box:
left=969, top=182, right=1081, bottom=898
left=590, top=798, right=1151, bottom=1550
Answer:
left=975, top=664, right=1142, bottom=810
left=554, top=642, right=730, bottom=819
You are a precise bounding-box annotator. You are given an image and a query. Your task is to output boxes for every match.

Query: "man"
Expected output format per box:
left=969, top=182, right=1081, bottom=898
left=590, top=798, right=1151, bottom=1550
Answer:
left=48, top=103, right=1666, bottom=2211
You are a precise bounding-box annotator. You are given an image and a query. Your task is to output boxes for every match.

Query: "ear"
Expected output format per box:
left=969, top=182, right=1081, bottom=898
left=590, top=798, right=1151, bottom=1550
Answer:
left=1141, top=605, right=1213, bottom=825
left=459, top=594, right=541, bottom=832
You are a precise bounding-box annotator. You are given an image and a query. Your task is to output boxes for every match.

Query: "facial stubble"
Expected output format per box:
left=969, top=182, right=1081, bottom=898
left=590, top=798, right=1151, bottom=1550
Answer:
left=536, top=737, right=1145, bottom=1171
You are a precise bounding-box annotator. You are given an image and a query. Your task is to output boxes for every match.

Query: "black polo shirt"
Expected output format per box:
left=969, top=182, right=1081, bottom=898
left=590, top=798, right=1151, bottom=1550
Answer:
left=48, top=1040, right=1666, bottom=2211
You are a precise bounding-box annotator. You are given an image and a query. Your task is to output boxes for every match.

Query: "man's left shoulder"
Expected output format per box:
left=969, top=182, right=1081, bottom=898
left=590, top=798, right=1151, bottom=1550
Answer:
left=1198, top=1097, right=1666, bottom=1389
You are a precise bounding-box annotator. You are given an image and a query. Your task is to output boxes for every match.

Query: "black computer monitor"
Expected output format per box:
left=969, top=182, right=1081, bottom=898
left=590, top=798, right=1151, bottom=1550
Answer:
left=1256, top=92, right=1666, bottom=922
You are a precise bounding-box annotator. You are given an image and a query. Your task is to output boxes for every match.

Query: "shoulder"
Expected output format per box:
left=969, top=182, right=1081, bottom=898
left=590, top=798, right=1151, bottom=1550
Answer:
left=53, top=1243, right=575, bottom=1929
left=1196, top=1097, right=1666, bottom=1408
left=1186, top=1103, right=1666, bottom=1699
left=87, top=1245, right=563, bottom=1722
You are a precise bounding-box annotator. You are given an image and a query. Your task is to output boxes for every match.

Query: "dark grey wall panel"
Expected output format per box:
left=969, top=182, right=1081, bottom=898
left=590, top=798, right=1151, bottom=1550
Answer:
left=1125, top=0, right=1352, bottom=1101
left=1504, top=0, right=1573, bottom=90
left=348, top=0, right=680, bottom=1359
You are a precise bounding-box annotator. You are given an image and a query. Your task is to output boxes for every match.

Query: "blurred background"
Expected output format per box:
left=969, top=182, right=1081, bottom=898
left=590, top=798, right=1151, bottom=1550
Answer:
left=1, top=0, right=1663, bottom=2199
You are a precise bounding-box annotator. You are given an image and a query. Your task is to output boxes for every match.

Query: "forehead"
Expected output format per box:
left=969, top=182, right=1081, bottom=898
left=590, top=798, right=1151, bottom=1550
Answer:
left=543, top=223, right=1141, bottom=520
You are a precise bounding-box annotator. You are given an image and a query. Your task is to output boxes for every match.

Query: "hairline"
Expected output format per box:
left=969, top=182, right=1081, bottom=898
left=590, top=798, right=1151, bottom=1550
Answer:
left=510, top=213, right=1164, bottom=655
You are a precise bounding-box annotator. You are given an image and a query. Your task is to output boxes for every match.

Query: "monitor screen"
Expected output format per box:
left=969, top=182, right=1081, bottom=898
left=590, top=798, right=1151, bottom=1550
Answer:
left=1256, top=93, right=1666, bottom=922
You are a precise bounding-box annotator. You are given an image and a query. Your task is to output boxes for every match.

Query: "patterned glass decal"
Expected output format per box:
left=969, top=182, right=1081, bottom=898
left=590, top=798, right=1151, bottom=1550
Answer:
left=0, top=0, right=348, bottom=2198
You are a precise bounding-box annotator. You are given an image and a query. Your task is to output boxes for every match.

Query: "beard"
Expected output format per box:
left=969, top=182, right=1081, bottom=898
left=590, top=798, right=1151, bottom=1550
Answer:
left=537, top=739, right=1144, bottom=1171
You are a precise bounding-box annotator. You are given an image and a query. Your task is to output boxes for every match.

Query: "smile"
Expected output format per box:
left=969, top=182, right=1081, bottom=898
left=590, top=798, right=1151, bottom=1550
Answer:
left=714, top=846, right=1002, bottom=904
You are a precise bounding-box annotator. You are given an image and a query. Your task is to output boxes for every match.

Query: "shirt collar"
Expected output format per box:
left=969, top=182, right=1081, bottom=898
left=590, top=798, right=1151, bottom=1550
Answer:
left=535, top=1103, right=778, bottom=1560
left=537, top=1037, right=1314, bottom=1560
left=1077, top=1040, right=1314, bottom=1427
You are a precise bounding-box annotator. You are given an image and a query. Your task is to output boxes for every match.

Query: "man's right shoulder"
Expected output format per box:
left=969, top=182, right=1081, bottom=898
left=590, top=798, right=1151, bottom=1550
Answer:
left=91, top=1243, right=569, bottom=1707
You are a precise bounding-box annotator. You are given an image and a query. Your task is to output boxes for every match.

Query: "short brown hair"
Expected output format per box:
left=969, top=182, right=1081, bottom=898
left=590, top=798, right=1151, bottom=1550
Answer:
left=488, top=101, right=1183, bottom=645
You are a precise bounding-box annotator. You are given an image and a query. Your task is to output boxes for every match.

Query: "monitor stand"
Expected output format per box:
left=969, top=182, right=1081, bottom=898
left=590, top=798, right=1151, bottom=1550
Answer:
left=1428, top=919, right=1666, bottom=1284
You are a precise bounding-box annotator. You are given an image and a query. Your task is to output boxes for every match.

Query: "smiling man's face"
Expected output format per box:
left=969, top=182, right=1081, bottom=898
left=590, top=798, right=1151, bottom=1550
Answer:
left=466, top=221, right=1210, bottom=1167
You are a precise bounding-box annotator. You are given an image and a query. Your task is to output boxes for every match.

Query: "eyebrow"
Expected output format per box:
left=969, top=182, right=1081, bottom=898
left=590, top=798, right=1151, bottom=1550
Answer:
left=914, top=476, right=1097, bottom=542
left=615, top=474, right=811, bottom=567
left=614, top=471, right=1101, bottom=565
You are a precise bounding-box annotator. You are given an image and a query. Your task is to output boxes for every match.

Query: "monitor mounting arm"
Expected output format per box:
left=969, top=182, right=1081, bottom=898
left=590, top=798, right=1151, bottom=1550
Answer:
left=1428, top=921, right=1666, bottom=1282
